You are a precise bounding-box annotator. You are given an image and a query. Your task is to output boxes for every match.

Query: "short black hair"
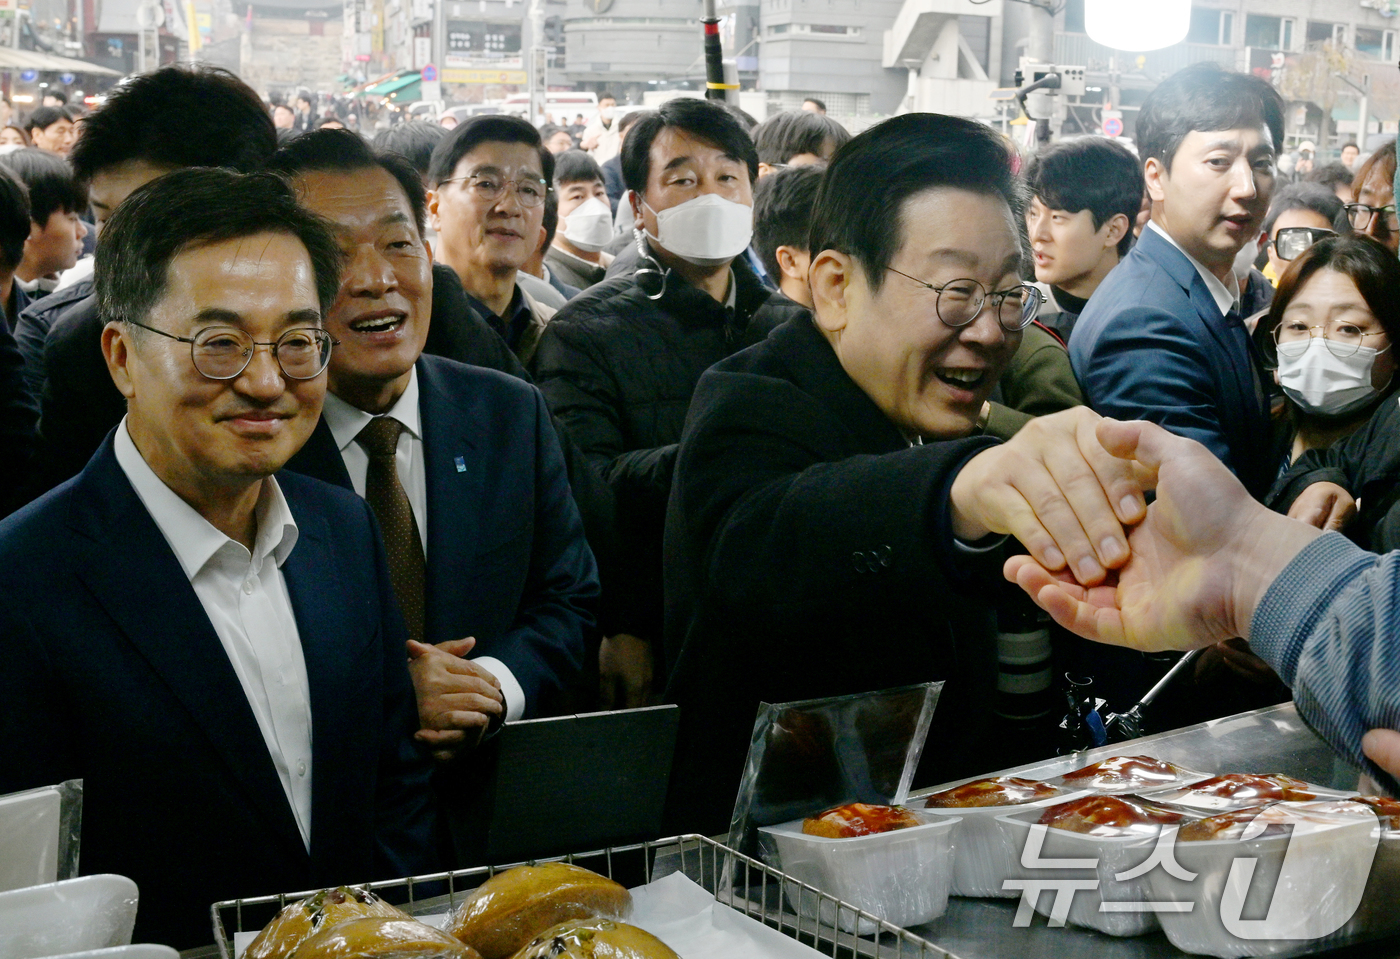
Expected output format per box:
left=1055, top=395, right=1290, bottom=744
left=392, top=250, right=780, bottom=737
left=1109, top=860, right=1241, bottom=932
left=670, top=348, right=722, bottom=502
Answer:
left=427, top=113, right=554, bottom=188
left=96, top=168, right=343, bottom=330
left=543, top=188, right=559, bottom=249
left=621, top=97, right=758, bottom=194
left=1342, top=141, right=1360, bottom=151
left=753, top=163, right=823, bottom=281
left=70, top=66, right=277, bottom=183
left=598, top=92, right=617, bottom=104
left=372, top=120, right=447, bottom=179
left=0, top=167, right=30, bottom=272
left=24, top=107, right=69, bottom=134
left=1136, top=62, right=1284, bottom=171
left=553, top=148, right=603, bottom=187
left=753, top=110, right=850, bottom=166
left=810, top=112, right=1023, bottom=293
left=1306, top=161, right=1356, bottom=195
left=1261, top=181, right=1346, bottom=238
left=46, top=91, right=68, bottom=106
left=802, top=98, right=827, bottom=112
left=267, top=128, right=428, bottom=236
left=0, top=148, right=86, bottom=225
left=617, top=109, right=650, bottom=137
left=1023, top=137, right=1144, bottom=256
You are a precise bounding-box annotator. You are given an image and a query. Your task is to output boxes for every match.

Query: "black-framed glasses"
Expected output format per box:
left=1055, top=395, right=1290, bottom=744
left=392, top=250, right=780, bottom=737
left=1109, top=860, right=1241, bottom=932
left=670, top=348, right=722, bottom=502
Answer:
left=1272, top=226, right=1335, bottom=260
left=439, top=172, right=549, bottom=208
left=1272, top=319, right=1391, bottom=360
left=885, top=267, right=1042, bottom=332
left=126, top=320, right=336, bottom=380
left=1345, top=202, right=1399, bottom=232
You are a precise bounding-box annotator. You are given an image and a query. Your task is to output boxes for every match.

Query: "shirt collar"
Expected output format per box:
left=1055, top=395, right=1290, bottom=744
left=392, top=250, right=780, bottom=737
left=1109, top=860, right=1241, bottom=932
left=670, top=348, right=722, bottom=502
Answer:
left=322, top=364, right=422, bottom=454
left=1147, top=219, right=1239, bottom=317
left=724, top=267, right=737, bottom=311
left=113, top=416, right=299, bottom=580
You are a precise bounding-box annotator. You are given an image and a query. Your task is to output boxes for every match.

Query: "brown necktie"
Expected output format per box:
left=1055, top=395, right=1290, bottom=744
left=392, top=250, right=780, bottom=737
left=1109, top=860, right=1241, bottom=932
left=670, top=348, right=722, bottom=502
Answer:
left=356, top=417, right=425, bottom=643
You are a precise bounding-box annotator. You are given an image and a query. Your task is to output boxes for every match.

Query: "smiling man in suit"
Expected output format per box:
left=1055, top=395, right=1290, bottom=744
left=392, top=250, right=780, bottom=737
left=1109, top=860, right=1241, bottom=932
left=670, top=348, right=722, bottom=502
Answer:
left=0, top=169, right=439, bottom=947
left=271, top=131, right=598, bottom=761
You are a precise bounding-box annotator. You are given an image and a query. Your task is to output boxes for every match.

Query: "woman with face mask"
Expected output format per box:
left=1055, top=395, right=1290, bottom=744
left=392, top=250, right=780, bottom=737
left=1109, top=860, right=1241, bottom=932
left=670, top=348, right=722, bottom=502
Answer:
left=1259, top=234, right=1400, bottom=474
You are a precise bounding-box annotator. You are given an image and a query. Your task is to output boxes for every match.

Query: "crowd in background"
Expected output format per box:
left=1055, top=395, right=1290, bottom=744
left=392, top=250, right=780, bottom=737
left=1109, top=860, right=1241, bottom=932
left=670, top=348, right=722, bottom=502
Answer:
left=3, top=60, right=1400, bottom=950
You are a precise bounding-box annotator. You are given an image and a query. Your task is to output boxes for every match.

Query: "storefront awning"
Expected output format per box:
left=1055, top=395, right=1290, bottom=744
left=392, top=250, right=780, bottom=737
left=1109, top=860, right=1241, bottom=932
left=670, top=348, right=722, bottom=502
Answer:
left=363, top=71, right=419, bottom=97
left=0, top=48, right=122, bottom=76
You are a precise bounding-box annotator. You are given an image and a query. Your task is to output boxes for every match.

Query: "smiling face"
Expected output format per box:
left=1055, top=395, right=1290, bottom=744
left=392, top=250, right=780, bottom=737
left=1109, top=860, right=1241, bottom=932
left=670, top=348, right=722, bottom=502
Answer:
left=1146, top=126, right=1275, bottom=276
left=812, top=188, right=1024, bottom=438
left=431, top=140, right=546, bottom=280
left=105, top=232, right=326, bottom=496
left=293, top=165, right=432, bottom=413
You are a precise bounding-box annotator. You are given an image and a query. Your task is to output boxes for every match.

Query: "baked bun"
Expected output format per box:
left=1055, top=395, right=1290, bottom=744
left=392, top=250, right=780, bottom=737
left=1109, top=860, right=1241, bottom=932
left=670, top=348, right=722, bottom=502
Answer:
left=291, top=918, right=483, bottom=959
left=446, top=863, right=631, bottom=959
left=802, top=802, right=919, bottom=838
left=1180, top=774, right=1315, bottom=804
left=1038, top=795, right=1191, bottom=838
left=1061, top=755, right=1188, bottom=790
left=246, top=887, right=411, bottom=959
left=508, top=918, right=679, bottom=959
left=923, top=777, right=1061, bottom=808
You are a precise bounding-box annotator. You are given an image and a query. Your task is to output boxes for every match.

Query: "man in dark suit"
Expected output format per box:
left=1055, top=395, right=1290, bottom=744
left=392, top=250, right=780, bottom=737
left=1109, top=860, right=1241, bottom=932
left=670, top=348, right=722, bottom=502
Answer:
left=662, top=113, right=1149, bottom=834
left=0, top=169, right=439, bottom=947
left=1069, top=62, right=1283, bottom=500
left=270, top=130, right=598, bottom=755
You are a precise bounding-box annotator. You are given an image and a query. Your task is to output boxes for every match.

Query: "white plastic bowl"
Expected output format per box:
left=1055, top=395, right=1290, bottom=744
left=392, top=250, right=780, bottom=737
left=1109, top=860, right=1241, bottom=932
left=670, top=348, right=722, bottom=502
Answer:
left=917, top=789, right=1087, bottom=898
left=0, top=875, right=138, bottom=959
left=41, top=947, right=177, bottom=959
left=759, top=815, right=958, bottom=933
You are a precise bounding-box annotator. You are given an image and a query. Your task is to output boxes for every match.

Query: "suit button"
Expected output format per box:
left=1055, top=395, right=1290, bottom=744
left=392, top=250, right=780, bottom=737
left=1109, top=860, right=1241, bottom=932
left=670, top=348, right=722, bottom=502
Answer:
left=877, top=545, right=892, bottom=567
left=297, top=761, right=307, bottom=777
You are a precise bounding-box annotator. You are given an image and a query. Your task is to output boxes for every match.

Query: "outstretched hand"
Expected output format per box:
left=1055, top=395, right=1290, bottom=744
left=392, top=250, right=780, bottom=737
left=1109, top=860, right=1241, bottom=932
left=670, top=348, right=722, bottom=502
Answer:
left=1004, top=419, right=1322, bottom=652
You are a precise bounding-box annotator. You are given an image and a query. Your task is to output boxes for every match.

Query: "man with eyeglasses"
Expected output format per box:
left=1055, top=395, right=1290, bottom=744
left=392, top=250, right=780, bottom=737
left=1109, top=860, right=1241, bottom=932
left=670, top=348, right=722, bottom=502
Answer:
left=1346, top=142, right=1398, bottom=254
left=429, top=115, right=558, bottom=365
left=0, top=169, right=439, bottom=947
left=1256, top=183, right=1343, bottom=286
left=661, top=112, right=1149, bottom=835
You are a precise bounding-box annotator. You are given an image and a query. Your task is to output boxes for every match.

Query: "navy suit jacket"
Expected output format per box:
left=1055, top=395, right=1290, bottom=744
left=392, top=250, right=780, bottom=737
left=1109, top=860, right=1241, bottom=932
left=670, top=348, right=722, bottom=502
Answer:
left=285, top=355, right=598, bottom=716
left=0, top=439, right=439, bottom=949
left=1069, top=226, right=1277, bottom=498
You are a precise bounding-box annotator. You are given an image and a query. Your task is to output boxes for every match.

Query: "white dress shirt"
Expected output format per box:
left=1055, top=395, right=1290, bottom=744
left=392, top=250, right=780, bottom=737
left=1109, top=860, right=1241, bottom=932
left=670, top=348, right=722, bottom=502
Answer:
left=1147, top=219, right=1240, bottom=318
left=320, top=368, right=526, bottom=722
left=114, top=419, right=314, bottom=850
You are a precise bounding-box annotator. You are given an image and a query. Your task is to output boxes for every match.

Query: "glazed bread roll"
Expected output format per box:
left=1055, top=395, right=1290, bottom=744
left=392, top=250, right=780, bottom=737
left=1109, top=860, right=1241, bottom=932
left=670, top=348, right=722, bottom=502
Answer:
left=246, top=887, right=412, bottom=959
left=508, top=918, right=679, bottom=959
left=801, top=802, right=920, bottom=837
left=291, top=917, right=483, bottom=959
left=447, top=863, right=632, bottom=959
left=922, top=776, right=1062, bottom=808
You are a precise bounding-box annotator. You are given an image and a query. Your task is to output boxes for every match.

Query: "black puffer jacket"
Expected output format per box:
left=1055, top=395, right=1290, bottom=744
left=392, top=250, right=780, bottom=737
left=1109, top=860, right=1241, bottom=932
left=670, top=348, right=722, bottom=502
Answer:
left=531, top=247, right=775, bottom=652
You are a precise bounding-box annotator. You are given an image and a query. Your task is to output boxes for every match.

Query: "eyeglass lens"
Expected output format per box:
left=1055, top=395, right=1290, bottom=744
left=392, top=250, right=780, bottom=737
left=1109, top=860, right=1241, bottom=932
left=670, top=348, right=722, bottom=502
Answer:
left=1273, top=321, right=1375, bottom=359
left=461, top=173, right=546, bottom=207
left=1275, top=228, right=1331, bottom=260
left=936, top=279, right=1040, bottom=331
left=1347, top=204, right=1399, bottom=230
left=192, top=328, right=333, bottom=380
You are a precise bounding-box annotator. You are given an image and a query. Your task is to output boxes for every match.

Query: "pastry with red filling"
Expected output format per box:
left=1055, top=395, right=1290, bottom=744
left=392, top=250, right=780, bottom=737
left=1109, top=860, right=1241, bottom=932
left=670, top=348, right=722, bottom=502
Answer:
left=801, top=802, right=920, bottom=837
left=922, top=777, right=1062, bottom=808
left=1061, top=755, right=1188, bottom=790
left=1038, top=795, right=1192, bottom=838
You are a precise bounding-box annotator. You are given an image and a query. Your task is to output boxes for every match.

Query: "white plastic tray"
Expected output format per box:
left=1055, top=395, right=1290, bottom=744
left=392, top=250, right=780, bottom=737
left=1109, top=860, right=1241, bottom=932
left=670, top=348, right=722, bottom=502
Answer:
left=0, top=875, right=138, bottom=959
left=0, top=787, right=62, bottom=893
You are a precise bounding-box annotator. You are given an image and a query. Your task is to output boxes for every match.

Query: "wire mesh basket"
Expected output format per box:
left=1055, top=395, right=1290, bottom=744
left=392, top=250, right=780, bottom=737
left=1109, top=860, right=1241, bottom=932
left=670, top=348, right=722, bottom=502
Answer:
left=210, top=833, right=951, bottom=959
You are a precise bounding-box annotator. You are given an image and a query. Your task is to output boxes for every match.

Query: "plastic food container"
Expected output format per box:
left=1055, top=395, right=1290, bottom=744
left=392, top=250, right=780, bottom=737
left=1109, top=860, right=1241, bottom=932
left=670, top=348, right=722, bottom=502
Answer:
left=1149, top=800, right=1390, bottom=958
left=997, top=804, right=1189, bottom=937
left=918, top=785, right=1085, bottom=899
left=0, top=875, right=138, bottom=959
left=1049, top=755, right=1210, bottom=796
left=0, top=787, right=62, bottom=893
left=1149, top=775, right=1350, bottom=814
left=42, top=947, right=179, bottom=959
left=758, top=815, right=958, bottom=933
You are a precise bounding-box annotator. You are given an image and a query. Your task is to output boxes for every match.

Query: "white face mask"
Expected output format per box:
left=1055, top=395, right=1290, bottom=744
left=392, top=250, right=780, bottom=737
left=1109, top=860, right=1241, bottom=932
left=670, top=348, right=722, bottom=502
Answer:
left=562, top=196, right=614, bottom=252
left=642, top=193, right=753, bottom=267
left=599, top=106, right=614, bottom=121
left=1276, top=336, right=1390, bottom=416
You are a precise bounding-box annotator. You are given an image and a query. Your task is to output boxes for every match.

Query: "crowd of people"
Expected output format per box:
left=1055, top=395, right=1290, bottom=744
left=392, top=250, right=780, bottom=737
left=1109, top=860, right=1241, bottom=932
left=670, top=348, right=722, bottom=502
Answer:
left=3, top=59, right=1400, bottom=949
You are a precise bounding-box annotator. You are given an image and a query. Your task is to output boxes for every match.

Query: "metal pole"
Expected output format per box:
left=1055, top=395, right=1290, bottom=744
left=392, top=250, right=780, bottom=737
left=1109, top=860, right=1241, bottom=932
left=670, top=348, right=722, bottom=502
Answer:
left=1027, top=0, right=1053, bottom=146
left=701, top=0, right=725, bottom=101
left=528, top=0, right=543, bottom=124
left=433, top=0, right=445, bottom=89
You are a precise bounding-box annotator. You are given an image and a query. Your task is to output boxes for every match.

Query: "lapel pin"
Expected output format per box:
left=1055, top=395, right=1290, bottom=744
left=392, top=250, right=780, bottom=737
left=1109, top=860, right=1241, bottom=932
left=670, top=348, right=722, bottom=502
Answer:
left=455, top=455, right=466, bottom=473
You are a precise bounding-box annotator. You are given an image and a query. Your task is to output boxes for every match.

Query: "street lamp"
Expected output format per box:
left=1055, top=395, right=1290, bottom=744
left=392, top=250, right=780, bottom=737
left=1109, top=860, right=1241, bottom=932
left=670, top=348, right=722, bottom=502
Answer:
left=1085, top=0, right=1189, bottom=53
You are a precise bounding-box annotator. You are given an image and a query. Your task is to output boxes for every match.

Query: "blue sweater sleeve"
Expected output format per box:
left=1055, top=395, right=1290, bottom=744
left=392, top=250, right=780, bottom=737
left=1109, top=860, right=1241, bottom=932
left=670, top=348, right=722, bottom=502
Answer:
left=1251, top=532, right=1400, bottom=789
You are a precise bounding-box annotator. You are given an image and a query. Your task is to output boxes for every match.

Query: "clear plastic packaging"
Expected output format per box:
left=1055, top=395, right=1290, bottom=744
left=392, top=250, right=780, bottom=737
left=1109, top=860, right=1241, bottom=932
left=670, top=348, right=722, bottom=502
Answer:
left=0, top=874, right=137, bottom=959
left=1049, top=755, right=1209, bottom=796
left=757, top=814, right=958, bottom=933
left=1149, top=774, right=1349, bottom=814
left=288, top=918, right=477, bottom=959
left=916, top=780, right=1085, bottom=898
left=0, top=780, right=83, bottom=893
left=1150, top=800, right=1397, bottom=958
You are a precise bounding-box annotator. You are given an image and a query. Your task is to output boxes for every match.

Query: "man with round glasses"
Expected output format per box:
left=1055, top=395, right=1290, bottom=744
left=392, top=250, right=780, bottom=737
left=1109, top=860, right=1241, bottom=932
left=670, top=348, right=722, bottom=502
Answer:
left=661, top=112, right=1149, bottom=835
left=0, top=169, right=439, bottom=946
left=428, top=115, right=557, bottom=364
